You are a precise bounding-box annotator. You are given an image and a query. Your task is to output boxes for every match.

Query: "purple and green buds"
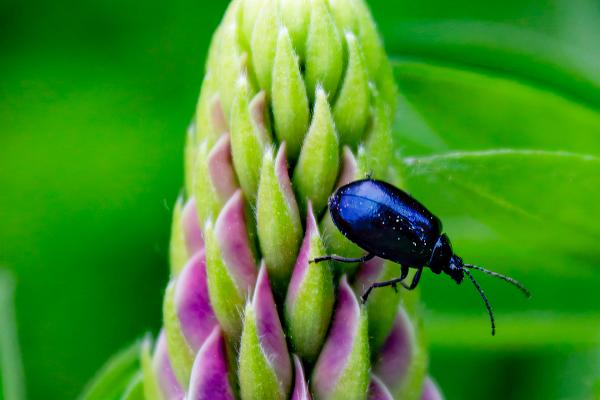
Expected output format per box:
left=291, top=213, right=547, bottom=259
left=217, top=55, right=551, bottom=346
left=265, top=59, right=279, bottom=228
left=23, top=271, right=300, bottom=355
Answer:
left=187, top=327, right=235, bottom=400
left=374, top=305, right=428, bottom=400
left=205, top=190, right=257, bottom=340
left=112, top=0, right=444, bottom=399
left=311, top=276, right=370, bottom=400
left=151, top=332, right=184, bottom=400
left=239, top=264, right=292, bottom=399
left=257, top=144, right=302, bottom=290
left=285, top=203, right=334, bottom=362
left=291, top=355, right=312, bottom=400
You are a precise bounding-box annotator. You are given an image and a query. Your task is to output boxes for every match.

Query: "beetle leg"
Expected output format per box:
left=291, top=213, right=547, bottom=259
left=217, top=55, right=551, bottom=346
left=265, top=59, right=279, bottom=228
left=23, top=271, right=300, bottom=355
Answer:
left=361, top=265, right=409, bottom=304
left=400, top=267, right=423, bottom=290
left=310, top=253, right=375, bottom=264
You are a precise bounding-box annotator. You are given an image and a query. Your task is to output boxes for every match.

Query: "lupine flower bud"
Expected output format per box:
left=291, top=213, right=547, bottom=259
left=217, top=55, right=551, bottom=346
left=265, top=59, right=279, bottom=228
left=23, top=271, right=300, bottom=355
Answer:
left=187, top=327, right=235, bottom=400
left=257, top=144, right=302, bottom=290
left=291, top=355, right=312, bottom=400
left=90, top=0, right=444, bottom=398
left=373, top=304, right=428, bottom=400
left=205, top=190, right=258, bottom=339
left=368, top=375, right=394, bottom=400
left=285, top=203, right=334, bottom=362
left=239, top=264, right=292, bottom=399
left=151, top=332, right=184, bottom=400
left=311, top=276, right=370, bottom=400
left=421, top=377, right=444, bottom=400
left=353, top=258, right=402, bottom=352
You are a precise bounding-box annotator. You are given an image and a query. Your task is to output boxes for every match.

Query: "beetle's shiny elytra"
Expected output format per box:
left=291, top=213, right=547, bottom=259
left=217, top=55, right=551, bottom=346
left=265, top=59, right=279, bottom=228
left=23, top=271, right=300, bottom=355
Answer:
left=311, top=178, right=530, bottom=335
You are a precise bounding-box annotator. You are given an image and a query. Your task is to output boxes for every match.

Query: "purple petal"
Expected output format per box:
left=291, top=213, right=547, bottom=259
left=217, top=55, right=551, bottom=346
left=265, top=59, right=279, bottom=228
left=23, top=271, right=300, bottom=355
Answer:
left=208, top=134, right=238, bottom=202
left=291, top=355, right=312, bottom=400
left=187, top=327, right=235, bottom=400
left=373, top=308, right=414, bottom=389
left=214, top=190, right=257, bottom=295
left=286, top=202, right=318, bottom=307
left=368, top=375, right=394, bottom=400
left=311, top=275, right=360, bottom=398
left=421, top=377, right=444, bottom=400
left=174, top=250, right=217, bottom=353
left=352, top=256, right=385, bottom=295
left=336, top=146, right=358, bottom=188
left=210, top=94, right=228, bottom=135
left=181, top=197, right=204, bottom=256
left=153, top=331, right=184, bottom=400
left=274, top=143, right=300, bottom=224
left=249, top=91, right=270, bottom=143
left=253, top=263, right=292, bottom=393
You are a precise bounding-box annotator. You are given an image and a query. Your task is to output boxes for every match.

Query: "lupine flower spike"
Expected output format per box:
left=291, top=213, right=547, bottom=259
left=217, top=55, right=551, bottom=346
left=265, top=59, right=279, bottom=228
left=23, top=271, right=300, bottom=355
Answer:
left=96, top=0, right=446, bottom=398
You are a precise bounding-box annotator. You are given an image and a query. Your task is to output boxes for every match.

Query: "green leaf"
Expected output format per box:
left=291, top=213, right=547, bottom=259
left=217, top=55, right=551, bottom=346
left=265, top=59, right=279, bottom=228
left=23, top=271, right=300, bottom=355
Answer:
left=140, top=336, right=161, bottom=400
left=400, top=150, right=600, bottom=265
left=78, top=340, right=141, bottom=400
left=427, top=313, right=600, bottom=350
left=0, top=271, right=26, bottom=400
left=120, top=372, right=144, bottom=400
left=371, top=0, right=600, bottom=107
left=392, top=61, right=600, bottom=157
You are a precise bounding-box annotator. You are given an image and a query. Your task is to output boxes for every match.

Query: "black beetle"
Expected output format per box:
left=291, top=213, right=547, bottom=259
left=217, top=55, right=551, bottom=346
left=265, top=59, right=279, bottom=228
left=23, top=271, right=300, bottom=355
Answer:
left=311, top=178, right=530, bottom=335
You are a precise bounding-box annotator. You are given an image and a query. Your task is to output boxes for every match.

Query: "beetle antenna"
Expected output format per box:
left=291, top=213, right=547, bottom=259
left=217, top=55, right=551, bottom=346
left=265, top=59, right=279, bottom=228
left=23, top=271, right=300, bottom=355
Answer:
left=463, top=268, right=495, bottom=336
left=464, top=264, right=531, bottom=298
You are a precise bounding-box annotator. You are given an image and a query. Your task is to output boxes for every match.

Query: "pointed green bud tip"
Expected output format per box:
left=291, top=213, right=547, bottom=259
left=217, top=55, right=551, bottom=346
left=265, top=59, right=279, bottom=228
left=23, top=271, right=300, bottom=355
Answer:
left=353, top=257, right=401, bottom=352
left=293, top=85, right=340, bottom=217
left=272, top=26, right=310, bottom=162
left=291, top=355, right=311, bottom=400
left=305, top=0, right=343, bottom=101
left=187, top=327, right=235, bottom=400
left=205, top=190, right=258, bottom=340
left=280, top=0, right=310, bottom=59
left=230, top=74, right=271, bottom=201
left=216, top=16, right=245, bottom=118
left=311, top=275, right=370, bottom=400
left=374, top=307, right=427, bottom=399
left=285, top=202, right=334, bottom=362
left=333, top=30, right=370, bottom=147
left=257, top=143, right=302, bottom=290
left=358, top=85, right=393, bottom=179
left=251, top=0, right=279, bottom=90
left=368, top=375, right=394, bottom=400
left=239, top=263, right=292, bottom=400
left=169, top=195, right=188, bottom=276
left=193, top=133, right=239, bottom=226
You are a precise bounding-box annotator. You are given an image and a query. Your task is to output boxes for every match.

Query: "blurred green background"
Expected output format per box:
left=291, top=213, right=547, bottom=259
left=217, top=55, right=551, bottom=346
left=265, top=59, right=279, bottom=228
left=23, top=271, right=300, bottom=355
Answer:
left=1, top=0, right=599, bottom=399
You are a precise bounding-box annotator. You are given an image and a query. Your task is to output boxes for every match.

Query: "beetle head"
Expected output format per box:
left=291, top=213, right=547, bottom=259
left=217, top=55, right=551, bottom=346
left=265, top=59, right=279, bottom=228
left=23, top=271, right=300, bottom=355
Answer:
left=446, top=254, right=465, bottom=284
